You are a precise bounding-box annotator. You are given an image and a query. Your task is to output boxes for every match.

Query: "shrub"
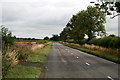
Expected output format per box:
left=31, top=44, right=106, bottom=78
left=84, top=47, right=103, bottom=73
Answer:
left=66, top=39, right=75, bottom=43
left=80, top=39, right=87, bottom=44
left=17, top=44, right=32, bottom=61
left=1, top=26, right=32, bottom=77
left=2, top=47, right=19, bottom=77
left=1, top=26, right=17, bottom=77
left=37, top=40, right=48, bottom=44
left=1, top=26, right=15, bottom=48
left=88, top=36, right=120, bottom=49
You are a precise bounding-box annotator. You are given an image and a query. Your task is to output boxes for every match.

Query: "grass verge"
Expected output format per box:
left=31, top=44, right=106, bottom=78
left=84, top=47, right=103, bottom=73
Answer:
left=27, top=43, right=52, bottom=63
left=60, top=42, right=120, bottom=63
left=5, top=64, right=41, bottom=78
left=5, top=42, right=52, bottom=78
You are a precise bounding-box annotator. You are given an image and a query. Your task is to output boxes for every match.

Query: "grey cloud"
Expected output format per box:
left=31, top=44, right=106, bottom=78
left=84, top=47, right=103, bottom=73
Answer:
left=1, top=0, right=118, bottom=38
left=105, top=16, right=118, bottom=35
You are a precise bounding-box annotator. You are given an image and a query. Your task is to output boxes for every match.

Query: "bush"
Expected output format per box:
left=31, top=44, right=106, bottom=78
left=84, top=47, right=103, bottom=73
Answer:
left=1, top=26, right=15, bottom=47
left=37, top=40, right=48, bottom=44
left=65, top=36, right=120, bottom=49
left=1, top=26, right=16, bottom=77
left=2, top=46, right=19, bottom=77
left=88, top=36, right=120, bottom=49
left=17, top=44, right=32, bottom=61
left=1, top=26, right=34, bottom=77
left=80, top=39, right=87, bottom=45
left=66, top=39, right=75, bottom=43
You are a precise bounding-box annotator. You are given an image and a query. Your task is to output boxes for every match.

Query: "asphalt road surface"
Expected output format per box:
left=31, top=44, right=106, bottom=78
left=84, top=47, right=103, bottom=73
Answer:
left=40, top=42, right=119, bottom=79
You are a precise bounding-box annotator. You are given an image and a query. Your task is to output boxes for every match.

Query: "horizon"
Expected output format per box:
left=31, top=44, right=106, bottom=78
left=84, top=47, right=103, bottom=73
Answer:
left=1, top=0, right=118, bottom=39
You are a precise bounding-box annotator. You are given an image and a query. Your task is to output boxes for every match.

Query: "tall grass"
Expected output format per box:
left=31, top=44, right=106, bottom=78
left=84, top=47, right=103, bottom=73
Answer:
left=31, top=41, right=51, bottom=52
left=59, top=41, right=120, bottom=63
left=82, top=44, right=119, bottom=58
left=16, top=43, right=32, bottom=61
left=2, top=41, right=51, bottom=78
left=2, top=42, right=32, bottom=77
left=2, top=47, right=19, bottom=77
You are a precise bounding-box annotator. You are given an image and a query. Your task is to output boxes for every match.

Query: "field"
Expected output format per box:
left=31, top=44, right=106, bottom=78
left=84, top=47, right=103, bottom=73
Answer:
left=2, top=40, right=52, bottom=78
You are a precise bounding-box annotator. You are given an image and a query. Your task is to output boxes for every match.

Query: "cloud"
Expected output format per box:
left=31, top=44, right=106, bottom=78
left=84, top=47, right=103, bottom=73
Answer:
left=105, top=16, right=118, bottom=36
left=1, top=0, right=118, bottom=39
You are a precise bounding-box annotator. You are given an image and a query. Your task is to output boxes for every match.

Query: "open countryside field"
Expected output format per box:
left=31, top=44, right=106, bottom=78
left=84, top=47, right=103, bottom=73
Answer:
left=2, top=40, right=52, bottom=78
left=1, top=30, right=119, bottom=79
left=1, top=0, right=120, bottom=80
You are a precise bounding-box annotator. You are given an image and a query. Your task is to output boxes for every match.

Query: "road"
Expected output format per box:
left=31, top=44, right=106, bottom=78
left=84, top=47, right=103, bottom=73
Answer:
left=40, top=42, right=119, bottom=79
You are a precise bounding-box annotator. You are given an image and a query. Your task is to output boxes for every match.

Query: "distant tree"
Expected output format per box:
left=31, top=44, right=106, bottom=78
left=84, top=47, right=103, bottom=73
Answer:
left=50, top=34, right=60, bottom=41
left=44, top=36, right=49, bottom=40
left=31, top=38, right=35, bottom=40
left=109, top=34, right=116, bottom=37
left=28, top=38, right=31, bottom=40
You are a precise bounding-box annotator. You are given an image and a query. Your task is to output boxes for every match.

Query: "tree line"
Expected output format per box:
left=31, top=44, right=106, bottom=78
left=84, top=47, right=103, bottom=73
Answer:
left=59, top=0, right=120, bottom=43
left=49, top=0, right=120, bottom=49
left=60, top=6, right=106, bottom=44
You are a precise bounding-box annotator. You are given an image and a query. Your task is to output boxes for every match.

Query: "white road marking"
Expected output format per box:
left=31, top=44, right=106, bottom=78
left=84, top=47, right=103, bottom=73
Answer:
left=45, top=66, right=47, bottom=69
left=107, top=76, right=114, bottom=80
left=86, top=62, right=90, bottom=66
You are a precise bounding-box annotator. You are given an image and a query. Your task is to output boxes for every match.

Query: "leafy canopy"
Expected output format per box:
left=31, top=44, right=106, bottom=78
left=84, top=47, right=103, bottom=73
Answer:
left=60, top=6, right=106, bottom=43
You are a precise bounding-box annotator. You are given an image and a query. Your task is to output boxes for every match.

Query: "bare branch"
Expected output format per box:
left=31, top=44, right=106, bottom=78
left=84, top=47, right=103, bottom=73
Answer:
left=110, top=13, right=120, bottom=19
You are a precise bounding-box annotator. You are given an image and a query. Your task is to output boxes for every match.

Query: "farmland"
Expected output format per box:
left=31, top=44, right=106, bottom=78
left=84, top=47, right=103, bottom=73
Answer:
left=2, top=36, right=52, bottom=78
left=1, top=0, right=120, bottom=79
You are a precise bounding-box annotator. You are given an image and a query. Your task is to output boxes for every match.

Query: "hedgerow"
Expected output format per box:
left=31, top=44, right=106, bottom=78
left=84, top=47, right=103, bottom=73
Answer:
left=88, top=36, right=120, bottom=49
left=37, top=40, right=49, bottom=44
left=66, top=35, right=120, bottom=49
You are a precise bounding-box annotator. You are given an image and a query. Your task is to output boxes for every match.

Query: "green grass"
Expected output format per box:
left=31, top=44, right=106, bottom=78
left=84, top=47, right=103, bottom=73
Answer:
left=60, top=42, right=120, bottom=63
left=27, top=43, right=52, bottom=63
left=5, top=42, right=52, bottom=78
left=5, top=64, right=41, bottom=78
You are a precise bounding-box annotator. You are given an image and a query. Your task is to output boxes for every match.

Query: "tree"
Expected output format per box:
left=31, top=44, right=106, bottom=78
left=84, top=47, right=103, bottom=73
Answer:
left=43, top=36, right=49, bottom=40
left=50, top=34, right=60, bottom=41
left=66, top=12, right=86, bottom=43
left=85, top=6, right=106, bottom=41
left=90, top=0, right=120, bottom=19
left=1, top=25, right=16, bottom=77
left=64, top=6, right=106, bottom=43
left=60, top=27, right=71, bottom=41
left=1, top=25, right=15, bottom=47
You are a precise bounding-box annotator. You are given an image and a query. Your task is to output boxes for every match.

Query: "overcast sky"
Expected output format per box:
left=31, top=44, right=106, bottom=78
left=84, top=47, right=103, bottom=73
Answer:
left=0, top=0, right=118, bottom=39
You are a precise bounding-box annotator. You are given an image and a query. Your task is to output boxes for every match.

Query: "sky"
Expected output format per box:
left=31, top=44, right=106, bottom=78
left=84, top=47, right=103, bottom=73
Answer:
left=0, top=0, right=118, bottom=39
